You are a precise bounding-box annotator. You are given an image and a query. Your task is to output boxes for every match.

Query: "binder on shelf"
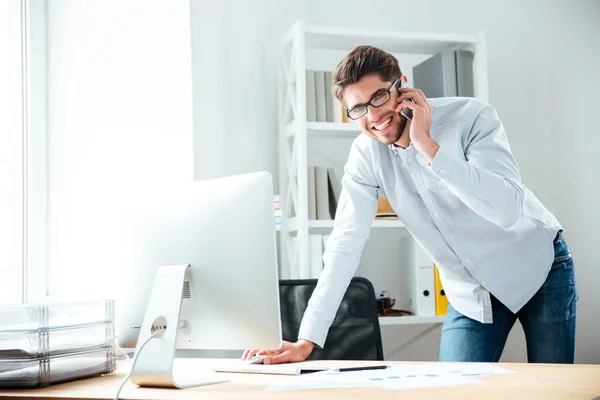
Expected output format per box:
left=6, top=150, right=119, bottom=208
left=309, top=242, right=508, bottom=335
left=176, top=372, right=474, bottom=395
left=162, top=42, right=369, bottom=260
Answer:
left=327, top=168, right=341, bottom=218
left=407, top=243, right=435, bottom=317
left=314, top=166, right=331, bottom=220
left=305, top=69, right=316, bottom=122
left=341, top=105, right=350, bottom=123
left=333, top=98, right=345, bottom=123
left=434, top=264, right=448, bottom=315
left=307, top=166, right=317, bottom=219
left=324, top=71, right=334, bottom=123
left=376, top=197, right=399, bottom=220
left=313, top=71, right=327, bottom=122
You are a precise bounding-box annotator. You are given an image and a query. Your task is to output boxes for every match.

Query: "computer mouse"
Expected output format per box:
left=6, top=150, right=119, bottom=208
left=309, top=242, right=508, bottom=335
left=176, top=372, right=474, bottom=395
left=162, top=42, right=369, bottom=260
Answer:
left=244, top=355, right=268, bottom=365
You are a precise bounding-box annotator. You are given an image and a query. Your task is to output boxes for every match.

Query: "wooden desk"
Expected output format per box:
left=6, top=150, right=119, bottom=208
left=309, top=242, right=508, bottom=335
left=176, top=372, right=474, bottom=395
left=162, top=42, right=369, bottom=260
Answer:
left=1, top=359, right=598, bottom=400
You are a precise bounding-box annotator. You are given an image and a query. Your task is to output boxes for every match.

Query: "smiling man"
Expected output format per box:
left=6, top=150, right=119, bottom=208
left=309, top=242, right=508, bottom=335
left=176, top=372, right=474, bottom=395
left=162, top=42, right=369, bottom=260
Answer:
left=243, top=45, right=578, bottom=364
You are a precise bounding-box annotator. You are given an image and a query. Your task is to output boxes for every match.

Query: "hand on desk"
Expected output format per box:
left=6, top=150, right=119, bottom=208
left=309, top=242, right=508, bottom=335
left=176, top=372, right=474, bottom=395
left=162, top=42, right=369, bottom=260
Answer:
left=241, top=339, right=315, bottom=364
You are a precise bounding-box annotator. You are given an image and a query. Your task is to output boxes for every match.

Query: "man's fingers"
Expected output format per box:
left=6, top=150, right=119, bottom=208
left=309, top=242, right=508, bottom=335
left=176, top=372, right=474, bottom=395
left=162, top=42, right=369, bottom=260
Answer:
left=395, top=100, right=428, bottom=119
left=264, top=351, right=290, bottom=365
left=395, top=100, right=417, bottom=113
left=397, top=88, right=430, bottom=111
left=241, top=349, right=258, bottom=360
left=257, top=349, right=280, bottom=356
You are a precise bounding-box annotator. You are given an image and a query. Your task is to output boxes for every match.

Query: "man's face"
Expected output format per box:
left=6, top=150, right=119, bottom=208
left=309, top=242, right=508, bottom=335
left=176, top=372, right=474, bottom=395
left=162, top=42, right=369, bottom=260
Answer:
left=342, top=74, right=407, bottom=145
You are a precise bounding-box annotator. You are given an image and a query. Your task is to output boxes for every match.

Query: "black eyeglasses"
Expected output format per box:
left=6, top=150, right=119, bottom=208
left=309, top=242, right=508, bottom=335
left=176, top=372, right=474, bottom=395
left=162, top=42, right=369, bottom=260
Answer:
left=346, top=78, right=399, bottom=120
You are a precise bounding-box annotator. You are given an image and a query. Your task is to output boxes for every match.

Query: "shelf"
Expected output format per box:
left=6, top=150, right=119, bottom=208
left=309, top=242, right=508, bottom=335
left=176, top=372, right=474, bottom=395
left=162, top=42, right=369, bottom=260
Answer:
left=378, top=315, right=445, bottom=326
left=304, top=25, right=478, bottom=54
left=285, top=121, right=360, bottom=139
left=284, top=217, right=405, bottom=233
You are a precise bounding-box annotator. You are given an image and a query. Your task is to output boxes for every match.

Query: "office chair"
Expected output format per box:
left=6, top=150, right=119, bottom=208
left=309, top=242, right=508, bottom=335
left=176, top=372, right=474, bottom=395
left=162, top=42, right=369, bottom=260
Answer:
left=279, top=277, right=384, bottom=361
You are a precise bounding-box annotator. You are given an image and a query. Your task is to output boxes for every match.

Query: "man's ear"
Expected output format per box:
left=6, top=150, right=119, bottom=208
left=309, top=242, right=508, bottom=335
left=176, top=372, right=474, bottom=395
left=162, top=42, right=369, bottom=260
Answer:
left=397, top=75, right=409, bottom=94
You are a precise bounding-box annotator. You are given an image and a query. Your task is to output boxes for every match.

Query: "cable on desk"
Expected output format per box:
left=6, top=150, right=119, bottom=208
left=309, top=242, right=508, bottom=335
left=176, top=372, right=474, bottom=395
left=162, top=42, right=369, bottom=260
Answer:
left=114, top=328, right=166, bottom=400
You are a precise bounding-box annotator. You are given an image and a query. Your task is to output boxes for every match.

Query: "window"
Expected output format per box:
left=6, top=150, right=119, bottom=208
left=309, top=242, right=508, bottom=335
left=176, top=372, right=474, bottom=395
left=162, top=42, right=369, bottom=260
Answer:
left=1, top=0, right=26, bottom=304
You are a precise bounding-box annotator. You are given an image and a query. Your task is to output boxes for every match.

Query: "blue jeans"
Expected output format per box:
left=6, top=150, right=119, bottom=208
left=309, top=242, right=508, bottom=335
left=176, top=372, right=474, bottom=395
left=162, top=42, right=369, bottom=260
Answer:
left=439, top=231, right=578, bottom=363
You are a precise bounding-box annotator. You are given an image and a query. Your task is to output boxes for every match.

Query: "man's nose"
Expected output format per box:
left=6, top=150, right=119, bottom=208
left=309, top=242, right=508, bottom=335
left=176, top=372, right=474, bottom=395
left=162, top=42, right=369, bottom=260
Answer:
left=367, top=106, right=382, bottom=123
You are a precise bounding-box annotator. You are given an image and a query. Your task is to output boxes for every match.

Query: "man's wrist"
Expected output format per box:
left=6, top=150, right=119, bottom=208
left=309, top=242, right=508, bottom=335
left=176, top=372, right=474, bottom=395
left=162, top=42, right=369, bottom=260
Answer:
left=297, top=339, right=315, bottom=353
left=419, top=137, right=440, bottom=164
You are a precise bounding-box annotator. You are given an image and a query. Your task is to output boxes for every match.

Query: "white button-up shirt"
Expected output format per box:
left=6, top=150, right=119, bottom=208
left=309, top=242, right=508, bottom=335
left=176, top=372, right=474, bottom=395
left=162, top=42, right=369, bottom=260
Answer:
left=299, top=97, right=562, bottom=348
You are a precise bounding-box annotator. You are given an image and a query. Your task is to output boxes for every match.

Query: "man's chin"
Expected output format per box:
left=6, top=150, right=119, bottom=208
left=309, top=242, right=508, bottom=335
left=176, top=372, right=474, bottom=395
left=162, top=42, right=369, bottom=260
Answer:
left=369, top=114, right=405, bottom=146
left=371, top=130, right=401, bottom=145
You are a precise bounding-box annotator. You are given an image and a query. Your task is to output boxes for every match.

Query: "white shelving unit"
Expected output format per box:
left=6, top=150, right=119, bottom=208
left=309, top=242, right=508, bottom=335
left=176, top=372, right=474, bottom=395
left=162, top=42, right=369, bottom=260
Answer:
left=278, top=21, right=488, bottom=326
left=378, top=315, right=446, bottom=327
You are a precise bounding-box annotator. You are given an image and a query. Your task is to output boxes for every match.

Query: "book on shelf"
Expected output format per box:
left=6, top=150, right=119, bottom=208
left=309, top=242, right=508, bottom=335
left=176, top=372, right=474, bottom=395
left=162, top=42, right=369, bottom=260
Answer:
left=305, top=69, right=351, bottom=124
left=324, top=71, right=334, bottom=123
left=305, top=70, right=317, bottom=122
left=327, top=167, right=341, bottom=218
left=314, top=166, right=330, bottom=219
left=314, top=70, right=327, bottom=122
left=307, top=165, right=317, bottom=219
left=307, top=165, right=341, bottom=220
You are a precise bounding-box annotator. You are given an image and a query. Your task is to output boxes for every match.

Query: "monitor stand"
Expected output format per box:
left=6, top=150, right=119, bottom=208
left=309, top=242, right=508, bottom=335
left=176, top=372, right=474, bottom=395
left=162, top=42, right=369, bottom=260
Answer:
left=129, top=264, right=229, bottom=388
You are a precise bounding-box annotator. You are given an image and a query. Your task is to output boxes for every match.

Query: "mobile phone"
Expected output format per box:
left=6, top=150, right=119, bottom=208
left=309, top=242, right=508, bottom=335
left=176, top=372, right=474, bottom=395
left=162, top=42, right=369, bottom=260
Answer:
left=398, top=81, right=413, bottom=121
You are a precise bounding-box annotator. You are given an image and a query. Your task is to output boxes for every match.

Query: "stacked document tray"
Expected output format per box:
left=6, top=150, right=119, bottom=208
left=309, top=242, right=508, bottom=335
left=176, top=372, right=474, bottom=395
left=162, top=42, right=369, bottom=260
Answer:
left=0, top=299, right=117, bottom=388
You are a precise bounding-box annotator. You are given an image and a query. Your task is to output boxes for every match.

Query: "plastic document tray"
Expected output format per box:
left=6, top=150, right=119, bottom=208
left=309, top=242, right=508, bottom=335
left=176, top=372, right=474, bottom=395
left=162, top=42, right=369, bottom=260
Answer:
left=0, top=299, right=115, bottom=333
left=0, top=347, right=116, bottom=389
left=0, top=322, right=115, bottom=360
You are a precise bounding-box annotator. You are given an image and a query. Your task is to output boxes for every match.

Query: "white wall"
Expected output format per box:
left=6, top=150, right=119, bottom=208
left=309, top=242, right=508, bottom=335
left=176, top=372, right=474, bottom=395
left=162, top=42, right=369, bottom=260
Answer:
left=42, top=0, right=599, bottom=363
left=553, top=2, right=600, bottom=363
left=45, top=0, right=194, bottom=306
left=190, top=0, right=600, bottom=363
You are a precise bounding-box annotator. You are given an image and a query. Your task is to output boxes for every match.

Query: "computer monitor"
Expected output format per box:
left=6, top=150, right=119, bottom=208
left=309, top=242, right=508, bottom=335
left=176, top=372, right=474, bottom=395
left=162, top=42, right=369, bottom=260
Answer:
left=114, top=171, right=282, bottom=388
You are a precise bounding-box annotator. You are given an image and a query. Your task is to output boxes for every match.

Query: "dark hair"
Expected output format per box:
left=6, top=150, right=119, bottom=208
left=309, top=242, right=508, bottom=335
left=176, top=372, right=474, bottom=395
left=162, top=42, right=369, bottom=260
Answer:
left=332, top=45, right=402, bottom=103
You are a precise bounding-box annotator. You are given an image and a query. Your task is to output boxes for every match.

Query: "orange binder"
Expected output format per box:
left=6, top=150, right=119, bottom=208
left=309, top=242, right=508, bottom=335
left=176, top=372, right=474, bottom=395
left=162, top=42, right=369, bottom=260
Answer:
left=375, top=197, right=398, bottom=220
left=434, top=264, right=448, bottom=315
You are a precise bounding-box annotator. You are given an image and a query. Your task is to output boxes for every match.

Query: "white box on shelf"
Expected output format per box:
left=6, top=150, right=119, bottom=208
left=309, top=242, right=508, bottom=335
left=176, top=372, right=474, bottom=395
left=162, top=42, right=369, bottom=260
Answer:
left=407, top=243, right=436, bottom=317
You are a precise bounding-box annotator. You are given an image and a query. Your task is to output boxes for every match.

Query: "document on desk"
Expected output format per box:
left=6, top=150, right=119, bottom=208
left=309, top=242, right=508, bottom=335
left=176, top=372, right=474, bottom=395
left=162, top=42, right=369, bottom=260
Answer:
left=427, top=362, right=516, bottom=377
left=268, top=363, right=514, bottom=391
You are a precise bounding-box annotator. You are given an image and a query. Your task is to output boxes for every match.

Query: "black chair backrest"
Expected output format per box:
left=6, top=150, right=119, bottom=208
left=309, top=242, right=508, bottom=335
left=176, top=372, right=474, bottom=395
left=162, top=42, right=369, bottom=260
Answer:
left=279, top=277, right=384, bottom=361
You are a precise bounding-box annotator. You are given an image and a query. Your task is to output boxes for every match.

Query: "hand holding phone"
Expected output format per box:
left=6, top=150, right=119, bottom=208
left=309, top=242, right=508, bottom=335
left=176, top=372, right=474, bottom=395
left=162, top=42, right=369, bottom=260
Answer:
left=397, top=81, right=414, bottom=120
left=394, top=84, right=438, bottom=164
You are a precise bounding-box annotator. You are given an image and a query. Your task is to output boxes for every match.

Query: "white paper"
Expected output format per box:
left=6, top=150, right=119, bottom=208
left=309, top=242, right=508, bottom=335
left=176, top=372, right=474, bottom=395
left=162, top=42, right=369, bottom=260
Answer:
left=378, top=373, right=481, bottom=390
left=424, top=363, right=516, bottom=377
left=267, top=363, right=513, bottom=392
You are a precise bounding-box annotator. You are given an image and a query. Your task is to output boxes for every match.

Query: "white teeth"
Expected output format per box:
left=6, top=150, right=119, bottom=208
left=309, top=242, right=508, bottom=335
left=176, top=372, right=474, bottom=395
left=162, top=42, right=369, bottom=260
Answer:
left=373, top=116, right=392, bottom=130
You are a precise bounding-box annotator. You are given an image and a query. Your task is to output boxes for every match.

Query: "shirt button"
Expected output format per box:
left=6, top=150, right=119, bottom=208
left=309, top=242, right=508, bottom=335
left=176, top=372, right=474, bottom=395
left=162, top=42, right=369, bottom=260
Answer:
left=408, top=157, right=413, bottom=161
left=481, top=280, right=486, bottom=286
left=449, top=236, right=454, bottom=241
left=418, top=185, right=424, bottom=191
left=465, top=258, right=470, bottom=263
left=433, top=212, right=439, bottom=217
left=439, top=169, right=445, bottom=174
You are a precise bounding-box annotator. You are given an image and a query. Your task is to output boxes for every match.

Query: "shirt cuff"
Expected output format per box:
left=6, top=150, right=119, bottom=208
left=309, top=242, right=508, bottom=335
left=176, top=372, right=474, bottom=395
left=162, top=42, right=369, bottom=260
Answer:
left=298, top=316, right=327, bottom=349
left=429, top=147, right=459, bottom=183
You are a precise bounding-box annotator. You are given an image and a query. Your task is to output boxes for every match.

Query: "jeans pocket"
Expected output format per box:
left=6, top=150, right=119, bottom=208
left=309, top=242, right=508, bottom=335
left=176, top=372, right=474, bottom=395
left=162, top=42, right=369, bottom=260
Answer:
left=532, top=259, right=578, bottom=323
left=552, top=254, right=572, bottom=265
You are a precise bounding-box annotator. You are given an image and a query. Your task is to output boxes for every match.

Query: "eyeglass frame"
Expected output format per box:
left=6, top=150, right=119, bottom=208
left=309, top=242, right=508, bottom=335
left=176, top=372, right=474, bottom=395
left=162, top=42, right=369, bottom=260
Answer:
left=346, top=77, right=400, bottom=120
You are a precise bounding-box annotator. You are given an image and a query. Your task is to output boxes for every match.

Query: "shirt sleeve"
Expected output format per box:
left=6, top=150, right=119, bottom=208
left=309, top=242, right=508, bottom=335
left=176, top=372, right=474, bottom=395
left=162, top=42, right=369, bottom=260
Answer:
left=297, top=139, right=379, bottom=348
left=429, top=103, right=524, bottom=228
